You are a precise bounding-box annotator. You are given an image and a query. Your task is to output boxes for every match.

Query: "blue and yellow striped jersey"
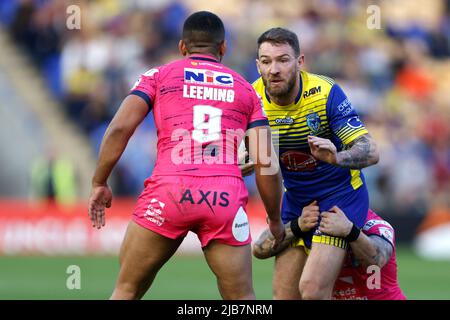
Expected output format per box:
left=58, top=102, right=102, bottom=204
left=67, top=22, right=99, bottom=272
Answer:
left=253, top=71, right=369, bottom=202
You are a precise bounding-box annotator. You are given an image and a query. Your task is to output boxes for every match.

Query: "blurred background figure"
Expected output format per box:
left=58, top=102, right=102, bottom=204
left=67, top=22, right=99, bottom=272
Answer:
left=0, top=0, right=449, bottom=299
left=30, top=146, right=78, bottom=205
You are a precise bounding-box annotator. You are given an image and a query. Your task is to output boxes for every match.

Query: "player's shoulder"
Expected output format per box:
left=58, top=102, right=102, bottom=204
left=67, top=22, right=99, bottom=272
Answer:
left=159, top=58, right=187, bottom=73
left=139, top=60, right=173, bottom=79
left=363, top=211, right=394, bottom=230
left=252, top=77, right=265, bottom=95
left=220, top=64, right=253, bottom=88
left=363, top=210, right=395, bottom=242
left=221, top=66, right=259, bottom=99
left=303, top=71, right=336, bottom=89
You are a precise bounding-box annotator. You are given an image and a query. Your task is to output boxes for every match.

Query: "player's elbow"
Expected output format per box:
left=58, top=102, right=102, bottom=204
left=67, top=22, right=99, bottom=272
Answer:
left=253, top=155, right=280, bottom=176
left=106, top=122, right=133, bottom=140
left=363, top=138, right=380, bottom=168
left=359, top=257, right=379, bottom=269
left=370, top=143, right=380, bottom=166
left=359, top=252, right=388, bottom=269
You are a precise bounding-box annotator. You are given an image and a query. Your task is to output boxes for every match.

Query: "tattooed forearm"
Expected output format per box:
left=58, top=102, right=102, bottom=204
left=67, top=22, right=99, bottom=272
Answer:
left=336, top=134, right=379, bottom=169
left=349, top=231, right=393, bottom=268
left=368, top=235, right=393, bottom=268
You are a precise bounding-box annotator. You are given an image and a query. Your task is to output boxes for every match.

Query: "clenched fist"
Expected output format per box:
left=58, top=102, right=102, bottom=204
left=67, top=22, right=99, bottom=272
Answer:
left=308, top=135, right=337, bottom=165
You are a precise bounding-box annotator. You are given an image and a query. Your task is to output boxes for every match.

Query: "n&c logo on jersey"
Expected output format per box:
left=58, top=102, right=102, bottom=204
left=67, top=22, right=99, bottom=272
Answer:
left=184, top=68, right=233, bottom=87
left=306, top=112, right=321, bottom=133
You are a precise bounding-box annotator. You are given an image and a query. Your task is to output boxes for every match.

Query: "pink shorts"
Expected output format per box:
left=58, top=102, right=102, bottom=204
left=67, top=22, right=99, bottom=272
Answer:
left=133, top=175, right=251, bottom=247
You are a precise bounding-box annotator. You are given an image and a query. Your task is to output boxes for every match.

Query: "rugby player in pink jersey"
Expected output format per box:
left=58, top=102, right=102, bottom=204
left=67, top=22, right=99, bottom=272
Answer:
left=253, top=205, right=406, bottom=300
left=88, top=11, right=285, bottom=300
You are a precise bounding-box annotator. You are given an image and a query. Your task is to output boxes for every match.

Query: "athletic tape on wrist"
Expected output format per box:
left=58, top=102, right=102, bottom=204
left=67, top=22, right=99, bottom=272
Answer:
left=290, top=218, right=305, bottom=238
left=345, top=224, right=361, bottom=242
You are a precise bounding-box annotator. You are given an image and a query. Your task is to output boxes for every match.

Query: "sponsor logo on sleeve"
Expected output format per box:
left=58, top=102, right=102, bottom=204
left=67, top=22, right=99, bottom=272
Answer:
left=337, top=98, right=353, bottom=116
left=131, top=68, right=158, bottom=90
left=363, top=219, right=393, bottom=231
left=378, top=227, right=394, bottom=243
left=347, top=116, right=363, bottom=129
left=143, top=68, right=159, bottom=77
left=131, top=78, right=141, bottom=90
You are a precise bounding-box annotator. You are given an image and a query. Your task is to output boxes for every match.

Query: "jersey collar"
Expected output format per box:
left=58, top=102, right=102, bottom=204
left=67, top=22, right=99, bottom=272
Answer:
left=189, top=54, right=220, bottom=63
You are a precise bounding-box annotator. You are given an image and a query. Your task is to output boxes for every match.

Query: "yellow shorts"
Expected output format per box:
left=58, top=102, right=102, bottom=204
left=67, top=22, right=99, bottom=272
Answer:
left=290, top=234, right=348, bottom=255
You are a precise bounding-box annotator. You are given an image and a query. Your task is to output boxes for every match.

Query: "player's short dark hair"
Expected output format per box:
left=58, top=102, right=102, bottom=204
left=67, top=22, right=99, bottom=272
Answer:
left=182, top=11, right=225, bottom=54
left=257, top=27, right=300, bottom=57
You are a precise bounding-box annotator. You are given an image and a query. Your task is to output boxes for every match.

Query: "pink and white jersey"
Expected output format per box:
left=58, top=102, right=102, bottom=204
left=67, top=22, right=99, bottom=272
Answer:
left=130, top=54, right=268, bottom=181
left=333, top=210, right=406, bottom=300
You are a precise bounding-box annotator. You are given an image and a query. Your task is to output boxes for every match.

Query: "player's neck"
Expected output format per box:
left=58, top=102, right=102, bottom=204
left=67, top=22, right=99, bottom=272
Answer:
left=187, top=51, right=221, bottom=62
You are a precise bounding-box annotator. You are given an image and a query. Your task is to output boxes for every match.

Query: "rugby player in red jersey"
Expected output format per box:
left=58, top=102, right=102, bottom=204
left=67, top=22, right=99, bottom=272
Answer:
left=253, top=204, right=406, bottom=300
left=88, top=11, right=284, bottom=300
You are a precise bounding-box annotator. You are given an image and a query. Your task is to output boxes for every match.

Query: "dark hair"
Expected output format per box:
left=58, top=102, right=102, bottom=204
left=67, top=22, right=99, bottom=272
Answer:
left=257, top=27, right=300, bottom=57
left=182, top=11, right=225, bottom=53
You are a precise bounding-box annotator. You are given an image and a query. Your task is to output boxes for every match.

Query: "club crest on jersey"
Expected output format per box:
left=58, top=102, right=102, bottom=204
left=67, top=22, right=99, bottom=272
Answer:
left=306, top=112, right=321, bottom=133
left=184, top=68, right=233, bottom=87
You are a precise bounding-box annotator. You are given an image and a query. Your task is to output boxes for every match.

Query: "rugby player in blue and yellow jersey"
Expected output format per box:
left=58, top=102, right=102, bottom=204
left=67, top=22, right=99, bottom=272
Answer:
left=250, top=28, right=379, bottom=299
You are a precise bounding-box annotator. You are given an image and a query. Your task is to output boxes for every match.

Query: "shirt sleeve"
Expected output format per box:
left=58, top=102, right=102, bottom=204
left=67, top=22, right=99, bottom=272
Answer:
left=326, top=84, right=368, bottom=145
left=247, top=91, right=269, bottom=129
left=129, top=68, right=159, bottom=113
left=362, top=219, right=395, bottom=249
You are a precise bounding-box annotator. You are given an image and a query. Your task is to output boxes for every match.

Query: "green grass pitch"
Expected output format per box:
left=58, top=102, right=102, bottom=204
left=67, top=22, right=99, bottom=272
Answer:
left=0, top=246, right=449, bottom=299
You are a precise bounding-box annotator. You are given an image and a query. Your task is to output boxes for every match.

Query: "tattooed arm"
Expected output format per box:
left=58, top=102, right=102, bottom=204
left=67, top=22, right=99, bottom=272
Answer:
left=336, top=134, right=379, bottom=169
left=350, top=235, right=393, bottom=269
left=319, top=206, right=393, bottom=268
left=308, top=133, right=379, bottom=169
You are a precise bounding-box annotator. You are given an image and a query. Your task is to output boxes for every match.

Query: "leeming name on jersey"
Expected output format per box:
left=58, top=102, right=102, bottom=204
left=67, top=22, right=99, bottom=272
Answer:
left=253, top=71, right=369, bottom=202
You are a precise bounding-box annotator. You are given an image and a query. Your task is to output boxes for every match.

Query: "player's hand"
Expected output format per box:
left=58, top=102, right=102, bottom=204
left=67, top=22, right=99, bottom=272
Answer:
left=268, top=218, right=286, bottom=250
left=238, top=151, right=255, bottom=176
left=88, top=184, right=112, bottom=229
left=308, top=136, right=337, bottom=165
left=253, top=219, right=290, bottom=259
left=319, top=206, right=353, bottom=237
left=299, top=200, right=320, bottom=232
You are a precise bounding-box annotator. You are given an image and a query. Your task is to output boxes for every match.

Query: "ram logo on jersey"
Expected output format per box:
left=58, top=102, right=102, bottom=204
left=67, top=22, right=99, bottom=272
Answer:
left=303, top=86, right=321, bottom=98
left=184, top=68, right=234, bottom=87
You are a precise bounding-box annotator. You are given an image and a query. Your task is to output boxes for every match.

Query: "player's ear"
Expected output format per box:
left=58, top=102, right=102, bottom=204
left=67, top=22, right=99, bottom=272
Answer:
left=218, top=40, right=227, bottom=59
left=179, top=40, right=188, bottom=56
left=298, top=54, right=305, bottom=68
left=255, top=59, right=261, bottom=74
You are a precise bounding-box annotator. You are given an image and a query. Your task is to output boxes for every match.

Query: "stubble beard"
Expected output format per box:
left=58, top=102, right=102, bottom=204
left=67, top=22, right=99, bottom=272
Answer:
left=264, top=70, right=298, bottom=101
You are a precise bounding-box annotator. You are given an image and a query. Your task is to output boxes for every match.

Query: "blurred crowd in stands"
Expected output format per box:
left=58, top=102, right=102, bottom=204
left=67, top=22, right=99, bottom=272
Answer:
left=1, top=0, right=449, bottom=218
